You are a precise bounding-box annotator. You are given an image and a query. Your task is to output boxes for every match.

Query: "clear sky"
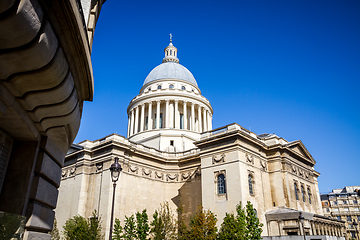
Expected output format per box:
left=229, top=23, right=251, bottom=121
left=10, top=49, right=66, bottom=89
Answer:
left=76, top=0, right=360, bottom=194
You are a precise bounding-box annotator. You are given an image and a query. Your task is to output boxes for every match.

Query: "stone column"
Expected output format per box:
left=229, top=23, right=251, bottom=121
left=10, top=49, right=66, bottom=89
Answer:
left=203, top=108, right=207, bottom=132
left=174, top=100, right=179, bottom=129
left=140, top=104, right=145, bottom=132
left=183, top=101, right=187, bottom=130
left=191, top=103, right=195, bottom=131
left=130, top=109, right=135, bottom=136
left=165, top=100, right=169, bottom=128
left=207, top=111, right=212, bottom=131
left=127, top=115, right=131, bottom=137
left=156, top=100, right=160, bottom=129
left=134, top=106, right=139, bottom=134
left=197, top=105, right=202, bottom=132
left=148, top=102, right=152, bottom=130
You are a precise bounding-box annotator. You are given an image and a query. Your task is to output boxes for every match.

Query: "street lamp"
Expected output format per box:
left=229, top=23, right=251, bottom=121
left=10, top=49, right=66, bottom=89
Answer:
left=353, top=220, right=358, bottom=240
left=299, top=212, right=306, bottom=240
left=109, top=157, right=122, bottom=240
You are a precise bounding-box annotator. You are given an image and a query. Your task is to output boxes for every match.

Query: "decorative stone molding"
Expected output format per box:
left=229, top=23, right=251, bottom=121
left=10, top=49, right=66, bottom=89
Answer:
left=69, top=167, right=76, bottom=176
left=96, top=162, right=103, bottom=172
left=181, top=171, right=192, bottom=181
left=128, top=164, right=138, bottom=174
left=291, top=164, right=297, bottom=173
left=61, top=169, right=68, bottom=178
left=155, top=171, right=164, bottom=180
left=212, top=153, right=225, bottom=164
left=166, top=173, right=179, bottom=182
left=245, top=153, right=254, bottom=164
left=260, top=159, right=267, bottom=171
left=142, top=168, right=152, bottom=177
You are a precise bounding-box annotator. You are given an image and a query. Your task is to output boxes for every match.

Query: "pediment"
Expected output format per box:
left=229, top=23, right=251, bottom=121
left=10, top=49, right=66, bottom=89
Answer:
left=286, top=140, right=315, bottom=164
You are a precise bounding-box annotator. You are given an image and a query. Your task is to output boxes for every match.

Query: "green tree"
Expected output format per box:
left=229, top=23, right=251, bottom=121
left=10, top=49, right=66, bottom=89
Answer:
left=112, top=218, right=123, bottom=240
left=244, top=201, right=263, bottom=240
left=218, top=202, right=246, bottom=240
left=62, top=210, right=103, bottom=240
left=176, top=202, right=188, bottom=240
left=188, top=206, right=217, bottom=240
left=50, top=217, right=60, bottom=240
left=0, top=212, right=25, bottom=240
left=150, top=201, right=176, bottom=240
left=122, top=215, right=137, bottom=240
left=136, top=209, right=149, bottom=240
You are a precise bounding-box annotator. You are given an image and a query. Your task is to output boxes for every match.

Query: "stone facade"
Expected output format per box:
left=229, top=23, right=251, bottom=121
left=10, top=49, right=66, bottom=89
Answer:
left=0, top=0, right=105, bottom=239
left=321, top=186, right=360, bottom=239
left=55, top=41, right=345, bottom=239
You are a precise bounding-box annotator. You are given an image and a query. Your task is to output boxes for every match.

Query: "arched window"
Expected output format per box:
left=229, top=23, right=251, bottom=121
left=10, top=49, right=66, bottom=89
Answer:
left=217, top=174, right=226, bottom=194
left=294, top=183, right=299, bottom=200
left=170, top=50, right=172, bottom=55
left=308, top=188, right=312, bottom=204
left=157, top=85, right=162, bottom=89
left=301, top=185, right=306, bottom=202
left=254, top=208, right=258, bottom=218
left=181, top=86, right=186, bottom=90
left=248, top=174, right=254, bottom=195
left=169, top=84, right=174, bottom=89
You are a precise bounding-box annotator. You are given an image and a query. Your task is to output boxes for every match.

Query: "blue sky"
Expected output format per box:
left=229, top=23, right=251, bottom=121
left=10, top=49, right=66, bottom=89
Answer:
left=76, top=0, right=360, bottom=194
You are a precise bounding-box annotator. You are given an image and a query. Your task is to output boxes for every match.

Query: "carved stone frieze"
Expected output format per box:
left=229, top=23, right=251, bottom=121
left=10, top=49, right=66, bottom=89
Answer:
left=61, top=169, right=68, bottom=178
left=155, top=171, right=164, bottom=180
left=212, top=153, right=225, bottom=164
left=181, top=171, right=192, bottom=181
left=260, top=159, right=267, bottom=171
left=245, top=153, right=254, bottom=164
left=96, top=162, right=103, bottom=172
left=142, top=168, right=152, bottom=177
left=166, top=173, right=179, bottom=182
left=69, top=167, right=76, bottom=176
left=128, top=164, right=138, bottom=174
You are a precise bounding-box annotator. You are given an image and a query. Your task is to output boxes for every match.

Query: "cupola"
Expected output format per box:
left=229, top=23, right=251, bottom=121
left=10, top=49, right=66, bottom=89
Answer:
left=162, top=34, right=179, bottom=63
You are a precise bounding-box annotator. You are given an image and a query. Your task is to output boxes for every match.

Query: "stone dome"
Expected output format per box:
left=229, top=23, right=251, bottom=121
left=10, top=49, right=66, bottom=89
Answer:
left=143, top=62, right=198, bottom=86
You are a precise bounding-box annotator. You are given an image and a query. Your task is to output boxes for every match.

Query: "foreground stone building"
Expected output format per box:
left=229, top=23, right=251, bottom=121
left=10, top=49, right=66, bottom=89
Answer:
left=56, top=40, right=345, bottom=239
left=0, top=0, right=106, bottom=239
left=321, top=186, right=360, bottom=239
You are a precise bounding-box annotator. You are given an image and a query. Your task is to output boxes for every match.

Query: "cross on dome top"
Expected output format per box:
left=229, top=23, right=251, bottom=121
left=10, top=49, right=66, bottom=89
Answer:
left=163, top=34, right=179, bottom=63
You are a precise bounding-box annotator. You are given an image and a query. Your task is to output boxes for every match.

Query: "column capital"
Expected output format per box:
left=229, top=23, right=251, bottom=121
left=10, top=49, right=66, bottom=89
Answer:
left=165, top=99, right=170, bottom=103
left=156, top=100, right=161, bottom=104
left=182, top=100, right=187, bottom=105
left=174, top=99, right=179, bottom=103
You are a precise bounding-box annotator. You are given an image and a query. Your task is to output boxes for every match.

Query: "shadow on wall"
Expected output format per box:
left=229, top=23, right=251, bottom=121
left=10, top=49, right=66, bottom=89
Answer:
left=171, top=168, right=202, bottom=225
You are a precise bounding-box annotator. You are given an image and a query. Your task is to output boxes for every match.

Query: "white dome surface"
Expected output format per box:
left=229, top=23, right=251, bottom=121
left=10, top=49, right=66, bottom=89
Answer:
left=143, top=62, right=198, bottom=86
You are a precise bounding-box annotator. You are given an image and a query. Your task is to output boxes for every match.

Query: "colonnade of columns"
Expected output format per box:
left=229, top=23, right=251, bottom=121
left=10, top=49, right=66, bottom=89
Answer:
left=310, top=220, right=343, bottom=237
left=127, top=100, right=212, bottom=137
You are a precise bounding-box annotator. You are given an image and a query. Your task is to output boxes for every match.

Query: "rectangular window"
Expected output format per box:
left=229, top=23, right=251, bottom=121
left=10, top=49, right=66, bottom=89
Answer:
left=344, top=208, right=349, bottom=212
left=337, top=216, right=341, bottom=221
left=353, top=200, right=358, bottom=204
left=160, top=113, right=163, bottom=128
left=333, top=208, right=339, bottom=212
left=294, top=183, right=299, bottom=200
left=154, top=113, right=163, bottom=128
left=170, top=140, right=174, bottom=146
left=325, top=202, right=328, bottom=205
left=180, top=114, right=184, bottom=129
left=347, top=216, right=352, bottom=222
left=334, top=201, right=338, bottom=205
left=358, top=216, right=360, bottom=221
left=145, top=117, right=148, bottom=130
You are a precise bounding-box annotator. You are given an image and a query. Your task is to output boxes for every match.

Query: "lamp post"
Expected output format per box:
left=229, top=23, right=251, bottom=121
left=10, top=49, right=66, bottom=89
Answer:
left=109, top=157, right=122, bottom=240
left=353, top=220, right=358, bottom=240
left=299, top=212, right=306, bottom=240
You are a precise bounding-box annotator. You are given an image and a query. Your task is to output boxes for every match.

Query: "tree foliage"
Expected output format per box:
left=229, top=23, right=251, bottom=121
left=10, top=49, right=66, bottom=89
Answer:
left=136, top=209, right=150, bottom=240
left=218, top=201, right=263, bottom=240
left=112, top=210, right=149, bottom=240
left=176, top=204, right=188, bottom=240
left=188, top=206, right=217, bottom=240
left=62, top=210, right=103, bottom=240
left=150, top=201, right=176, bottom=240
left=113, top=218, right=123, bottom=240
left=50, top=217, right=60, bottom=240
left=244, top=201, right=263, bottom=239
left=0, top=212, right=25, bottom=240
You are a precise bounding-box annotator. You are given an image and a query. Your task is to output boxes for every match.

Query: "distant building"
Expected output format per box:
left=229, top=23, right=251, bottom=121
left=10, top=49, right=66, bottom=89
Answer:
left=56, top=40, right=345, bottom=239
left=321, top=186, right=360, bottom=239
